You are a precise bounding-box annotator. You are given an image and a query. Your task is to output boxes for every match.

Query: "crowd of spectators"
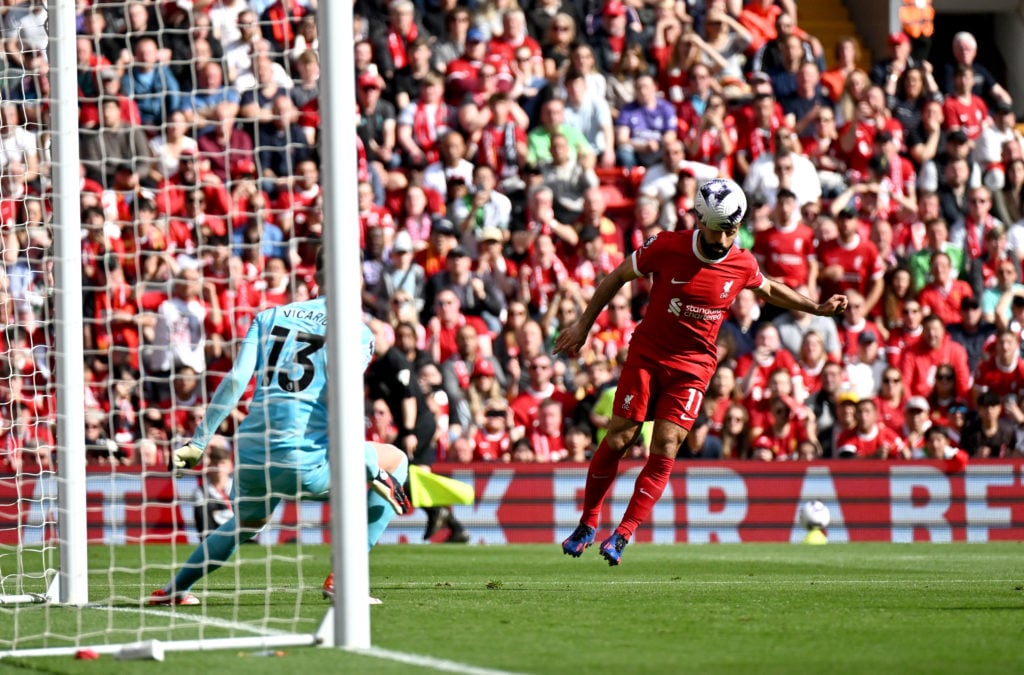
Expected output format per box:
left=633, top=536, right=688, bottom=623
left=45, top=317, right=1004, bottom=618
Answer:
left=1, top=0, right=1024, bottom=474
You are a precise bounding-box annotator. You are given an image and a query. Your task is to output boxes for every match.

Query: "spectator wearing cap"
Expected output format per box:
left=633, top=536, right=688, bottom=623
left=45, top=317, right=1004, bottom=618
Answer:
left=421, top=243, right=505, bottom=332
left=357, top=69, right=398, bottom=171
left=940, top=32, right=1011, bottom=109
left=384, top=231, right=427, bottom=311
left=587, top=0, right=643, bottom=75
left=527, top=97, right=590, bottom=167
left=870, top=31, right=923, bottom=89
left=817, top=203, right=886, bottom=315
left=836, top=398, right=909, bottom=459
left=948, top=295, right=996, bottom=372
left=961, top=391, right=1018, bottom=457
left=563, top=68, right=616, bottom=169
left=902, top=314, right=972, bottom=400
left=440, top=323, right=500, bottom=429
left=917, top=251, right=975, bottom=326
left=845, top=328, right=886, bottom=399
left=614, top=74, right=679, bottom=169
left=443, top=25, right=492, bottom=106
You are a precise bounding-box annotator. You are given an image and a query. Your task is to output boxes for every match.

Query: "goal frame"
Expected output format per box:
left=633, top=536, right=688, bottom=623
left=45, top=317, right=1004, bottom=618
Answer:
left=0, top=0, right=366, bottom=658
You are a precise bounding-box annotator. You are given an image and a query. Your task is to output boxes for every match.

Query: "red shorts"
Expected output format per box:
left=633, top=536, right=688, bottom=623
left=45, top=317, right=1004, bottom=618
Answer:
left=612, top=352, right=708, bottom=431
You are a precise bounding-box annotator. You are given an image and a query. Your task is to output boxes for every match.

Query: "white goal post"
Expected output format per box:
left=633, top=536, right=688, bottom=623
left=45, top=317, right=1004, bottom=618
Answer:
left=0, top=0, right=367, bottom=658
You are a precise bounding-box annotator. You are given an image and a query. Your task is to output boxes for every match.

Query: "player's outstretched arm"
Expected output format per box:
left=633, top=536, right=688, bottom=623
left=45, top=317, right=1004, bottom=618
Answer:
left=554, top=257, right=640, bottom=356
left=754, top=277, right=849, bottom=317
left=189, top=321, right=262, bottom=452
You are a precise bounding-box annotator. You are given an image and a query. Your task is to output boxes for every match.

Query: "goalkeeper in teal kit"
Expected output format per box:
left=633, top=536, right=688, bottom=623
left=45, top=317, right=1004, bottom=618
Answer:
left=151, top=254, right=410, bottom=606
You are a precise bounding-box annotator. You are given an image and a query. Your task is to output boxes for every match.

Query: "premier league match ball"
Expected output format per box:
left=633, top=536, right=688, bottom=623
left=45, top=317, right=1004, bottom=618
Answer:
left=799, top=499, right=831, bottom=530
left=694, top=178, right=748, bottom=231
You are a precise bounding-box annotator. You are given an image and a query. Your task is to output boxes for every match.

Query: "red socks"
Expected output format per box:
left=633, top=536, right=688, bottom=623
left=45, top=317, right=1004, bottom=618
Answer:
left=579, top=437, right=624, bottom=529
left=616, top=454, right=675, bottom=540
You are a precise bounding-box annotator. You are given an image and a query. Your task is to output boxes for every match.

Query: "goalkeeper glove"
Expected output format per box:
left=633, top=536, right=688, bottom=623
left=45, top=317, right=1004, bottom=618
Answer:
left=170, top=442, right=204, bottom=476
left=370, top=470, right=413, bottom=515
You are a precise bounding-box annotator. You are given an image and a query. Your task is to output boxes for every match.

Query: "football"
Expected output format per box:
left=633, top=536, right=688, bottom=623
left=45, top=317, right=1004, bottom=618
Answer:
left=694, top=178, right=747, bottom=231
left=799, top=499, right=831, bottom=530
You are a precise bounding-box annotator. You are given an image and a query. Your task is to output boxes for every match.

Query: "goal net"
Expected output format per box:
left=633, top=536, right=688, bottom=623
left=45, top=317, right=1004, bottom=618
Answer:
left=0, top=1, right=366, bottom=658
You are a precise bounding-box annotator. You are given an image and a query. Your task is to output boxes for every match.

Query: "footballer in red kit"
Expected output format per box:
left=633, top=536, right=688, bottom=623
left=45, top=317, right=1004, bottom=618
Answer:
left=556, top=178, right=849, bottom=565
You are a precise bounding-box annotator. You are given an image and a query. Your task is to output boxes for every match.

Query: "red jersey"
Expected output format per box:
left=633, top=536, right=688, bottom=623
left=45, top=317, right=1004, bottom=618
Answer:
left=900, top=337, right=972, bottom=399
left=886, top=325, right=924, bottom=366
left=630, top=230, right=765, bottom=382
left=473, top=428, right=511, bottom=462
left=510, top=388, right=577, bottom=430
left=972, top=356, right=1024, bottom=399
left=836, top=425, right=908, bottom=459
left=838, top=319, right=882, bottom=361
left=734, top=349, right=800, bottom=403
left=752, top=222, right=816, bottom=288
left=942, top=95, right=988, bottom=140
left=917, top=280, right=974, bottom=326
left=875, top=396, right=906, bottom=434
left=815, top=234, right=885, bottom=299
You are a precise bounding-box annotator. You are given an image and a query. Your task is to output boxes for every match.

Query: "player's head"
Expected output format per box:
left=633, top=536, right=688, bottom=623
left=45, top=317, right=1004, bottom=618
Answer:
left=694, top=178, right=746, bottom=259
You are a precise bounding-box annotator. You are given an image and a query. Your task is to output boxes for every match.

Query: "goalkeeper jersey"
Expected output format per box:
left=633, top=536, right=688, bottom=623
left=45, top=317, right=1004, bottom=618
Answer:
left=192, top=297, right=349, bottom=469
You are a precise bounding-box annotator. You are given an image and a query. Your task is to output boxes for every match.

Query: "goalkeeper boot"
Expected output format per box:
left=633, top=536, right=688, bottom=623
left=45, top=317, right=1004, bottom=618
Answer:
left=322, top=573, right=383, bottom=605
left=599, top=532, right=629, bottom=566
left=561, top=523, right=596, bottom=557
left=149, top=588, right=200, bottom=606
left=371, top=470, right=412, bottom=515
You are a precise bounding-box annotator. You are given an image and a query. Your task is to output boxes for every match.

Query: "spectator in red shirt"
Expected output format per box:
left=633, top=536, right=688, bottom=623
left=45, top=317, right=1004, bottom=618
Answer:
left=918, top=251, right=974, bottom=325
left=886, top=298, right=926, bottom=366
left=736, top=322, right=801, bottom=404
left=837, top=290, right=883, bottom=362
left=836, top=398, right=910, bottom=459
left=876, top=366, right=908, bottom=432
left=752, top=188, right=818, bottom=291
left=470, top=398, right=512, bottom=462
left=510, top=353, right=576, bottom=434
left=527, top=398, right=569, bottom=463
left=971, top=329, right=1024, bottom=403
left=901, top=314, right=973, bottom=399
left=816, top=206, right=886, bottom=313
left=943, top=64, right=989, bottom=142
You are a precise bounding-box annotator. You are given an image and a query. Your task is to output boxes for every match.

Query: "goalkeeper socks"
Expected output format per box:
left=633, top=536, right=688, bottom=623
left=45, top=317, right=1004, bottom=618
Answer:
left=579, top=437, right=625, bottom=529
left=367, top=454, right=408, bottom=550
left=615, top=453, right=675, bottom=540
left=166, top=516, right=257, bottom=594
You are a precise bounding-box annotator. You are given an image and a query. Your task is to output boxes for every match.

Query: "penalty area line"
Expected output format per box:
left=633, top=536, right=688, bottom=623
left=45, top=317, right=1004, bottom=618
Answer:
left=352, top=646, right=528, bottom=675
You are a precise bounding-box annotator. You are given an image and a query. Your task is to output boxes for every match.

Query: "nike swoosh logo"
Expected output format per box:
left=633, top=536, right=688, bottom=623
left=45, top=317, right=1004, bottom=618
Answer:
left=680, top=414, right=695, bottom=422
left=670, top=278, right=690, bottom=285
left=639, top=488, right=652, bottom=498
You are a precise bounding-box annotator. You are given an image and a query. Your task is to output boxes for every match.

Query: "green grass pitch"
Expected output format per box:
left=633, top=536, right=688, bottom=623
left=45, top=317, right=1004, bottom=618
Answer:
left=2, top=542, right=1023, bottom=674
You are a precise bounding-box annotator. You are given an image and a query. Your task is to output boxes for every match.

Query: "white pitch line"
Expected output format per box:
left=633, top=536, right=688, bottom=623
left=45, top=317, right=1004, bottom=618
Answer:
left=102, top=605, right=295, bottom=637
left=378, top=578, right=1022, bottom=587
left=352, top=646, right=528, bottom=675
